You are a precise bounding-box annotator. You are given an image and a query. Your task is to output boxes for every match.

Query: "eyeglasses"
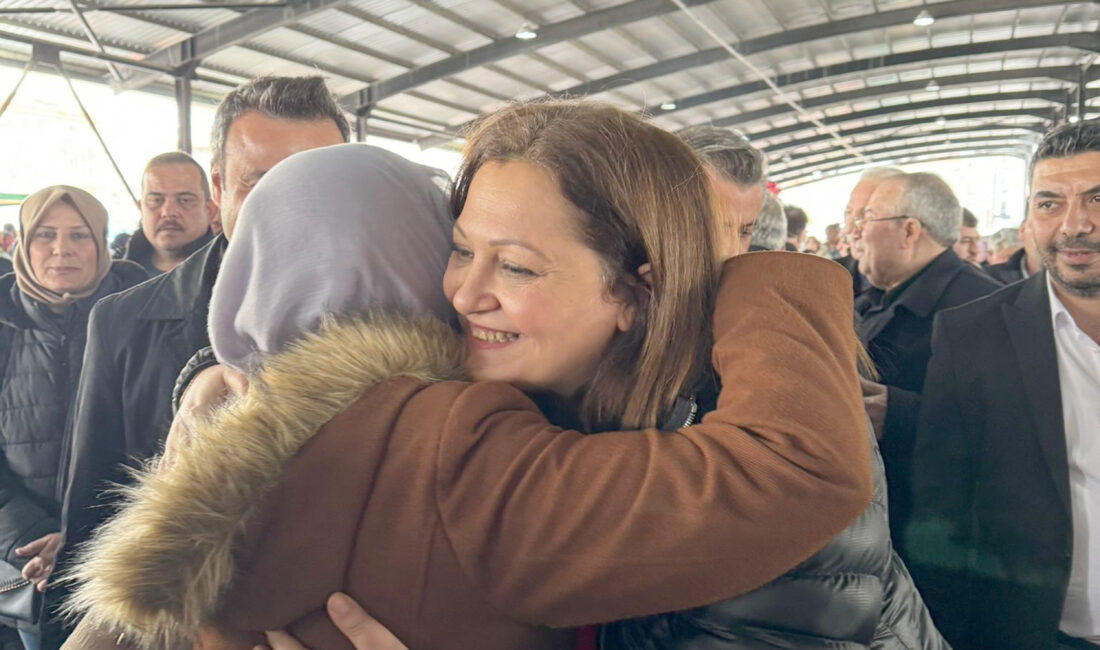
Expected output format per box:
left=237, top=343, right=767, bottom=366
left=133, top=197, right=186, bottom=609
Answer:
left=852, top=214, right=912, bottom=231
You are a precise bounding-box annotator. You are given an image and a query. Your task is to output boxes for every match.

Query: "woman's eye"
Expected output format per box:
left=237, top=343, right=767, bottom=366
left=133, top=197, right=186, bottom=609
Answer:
left=501, top=262, right=535, bottom=277
left=34, top=231, right=55, bottom=240
left=450, top=244, right=473, bottom=260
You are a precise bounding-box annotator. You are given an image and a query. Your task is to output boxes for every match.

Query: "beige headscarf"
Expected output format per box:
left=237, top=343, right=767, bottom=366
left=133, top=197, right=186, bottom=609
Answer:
left=13, top=185, right=111, bottom=309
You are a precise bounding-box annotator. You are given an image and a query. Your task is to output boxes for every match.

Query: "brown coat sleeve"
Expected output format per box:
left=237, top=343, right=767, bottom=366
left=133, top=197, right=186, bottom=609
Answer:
left=437, top=252, right=871, bottom=627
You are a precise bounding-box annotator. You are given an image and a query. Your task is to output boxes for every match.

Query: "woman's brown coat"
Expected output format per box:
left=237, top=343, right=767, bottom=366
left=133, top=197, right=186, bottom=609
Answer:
left=64, top=253, right=870, bottom=650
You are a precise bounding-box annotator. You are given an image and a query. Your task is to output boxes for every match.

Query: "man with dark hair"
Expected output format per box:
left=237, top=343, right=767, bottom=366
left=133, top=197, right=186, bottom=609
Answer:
left=906, top=119, right=1100, bottom=650
left=56, top=77, right=349, bottom=614
left=783, top=204, right=808, bottom=251
left=953, top=208, right=982, bottom=266
left=126, top=151, right=215, bottom=276
left=678, top=126, right=766, bottom=259
left=853, top=171, right=1002, bottom=545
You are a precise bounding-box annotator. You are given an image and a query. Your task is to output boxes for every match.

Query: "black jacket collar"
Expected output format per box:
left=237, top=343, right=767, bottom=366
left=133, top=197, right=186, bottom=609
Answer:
left=135, top=235, right=227, bottom=321
left=861, top=248, right=969, bottom=342
left=126, top=228, right=214, bottom=277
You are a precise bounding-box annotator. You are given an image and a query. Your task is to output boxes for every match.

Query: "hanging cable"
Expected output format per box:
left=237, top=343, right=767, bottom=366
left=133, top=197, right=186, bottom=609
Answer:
left=0, top=59, right=34, bottom=121
left=55, top=61, right=138, bottom=204
left=668, top=0, right=869, bottom=164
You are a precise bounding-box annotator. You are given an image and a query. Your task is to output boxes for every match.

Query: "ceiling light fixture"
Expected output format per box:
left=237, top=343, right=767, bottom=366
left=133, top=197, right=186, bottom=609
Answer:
left=925, top=79, right=940, bottom=92
left=660, top=101, right=677, bottom=111
left=812, top=170, right=824, bottom=179
left=781, top=153, right=793, bottom=163
left=1069, top=115, right=1081, bottom=123
left=515, top=22, right=538, bottom=40
left=913, top=9, right=935, bottom=27
left=936, top=116, right=948, bottom=126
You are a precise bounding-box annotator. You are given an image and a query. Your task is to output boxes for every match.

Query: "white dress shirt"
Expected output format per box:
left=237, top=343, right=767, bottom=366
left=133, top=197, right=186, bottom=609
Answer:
left=1048, top=276, right=1100, bottom=641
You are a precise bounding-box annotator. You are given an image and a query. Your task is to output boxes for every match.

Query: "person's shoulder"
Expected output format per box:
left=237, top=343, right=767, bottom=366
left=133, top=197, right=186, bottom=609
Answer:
left=943, top=260, right=1004, bottom=303
left=936, top=279, right=1030, bottom=334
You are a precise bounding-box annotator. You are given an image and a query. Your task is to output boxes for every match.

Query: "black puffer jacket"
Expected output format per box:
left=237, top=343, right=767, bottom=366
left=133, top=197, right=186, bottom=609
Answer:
left=0, top=262, right=146, bottom=558
left=602, top=422, right=948, bottom=650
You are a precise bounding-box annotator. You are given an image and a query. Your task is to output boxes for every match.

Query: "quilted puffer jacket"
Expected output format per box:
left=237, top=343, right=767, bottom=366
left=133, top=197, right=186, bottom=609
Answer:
left=601, top=421, right=949, bottom=650
left=0, top=262, right=146, bottom=554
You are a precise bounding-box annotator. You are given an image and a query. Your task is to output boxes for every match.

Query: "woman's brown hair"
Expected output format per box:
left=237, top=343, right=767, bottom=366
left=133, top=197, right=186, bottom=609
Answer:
left=452, top=100, right=721, bottom=431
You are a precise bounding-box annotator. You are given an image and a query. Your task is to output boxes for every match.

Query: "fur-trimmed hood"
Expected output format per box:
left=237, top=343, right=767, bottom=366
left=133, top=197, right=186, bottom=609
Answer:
left=62, top=312, right=466, bottom=649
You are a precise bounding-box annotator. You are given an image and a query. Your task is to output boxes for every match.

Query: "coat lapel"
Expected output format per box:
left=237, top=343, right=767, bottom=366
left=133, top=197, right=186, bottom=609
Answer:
left=1001, top=273, right=1070, bottom=513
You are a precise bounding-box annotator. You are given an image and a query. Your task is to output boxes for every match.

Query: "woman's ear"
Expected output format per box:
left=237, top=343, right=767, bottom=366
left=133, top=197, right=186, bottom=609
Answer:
left=615, top=263, right=653, bottom=333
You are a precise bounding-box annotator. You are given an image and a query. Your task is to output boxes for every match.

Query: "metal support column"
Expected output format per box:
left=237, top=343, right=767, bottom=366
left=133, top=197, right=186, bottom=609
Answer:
left=175, top=72, right=193, bottom=153
left=355, top=106, right=372, bottom=142
left=1077, top=67, right=1086, bottom=122
left=1063, top=90, right=1074, bottom=125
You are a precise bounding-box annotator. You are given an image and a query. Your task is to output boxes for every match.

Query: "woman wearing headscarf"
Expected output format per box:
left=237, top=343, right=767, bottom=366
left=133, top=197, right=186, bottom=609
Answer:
left=64, top=141, right=869, bottom=650
left=0, top=186, right=146, bottom=649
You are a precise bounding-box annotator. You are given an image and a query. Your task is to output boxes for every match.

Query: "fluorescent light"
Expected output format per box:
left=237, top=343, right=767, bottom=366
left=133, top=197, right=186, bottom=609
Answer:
left=812, top=170, right=824, bottom=179
left=660, top=101, right=677, bottom=111
left=515, top=22, right=537, bottom=40
left=781, top=153, right=793, bottom=163
left=925, top=79, right=940, bottom=91
left=1069, top=115, right=1080, bottom=123
left=936, top=116, right=947, bottom=126
left=913, top=9, right=934, bottom=26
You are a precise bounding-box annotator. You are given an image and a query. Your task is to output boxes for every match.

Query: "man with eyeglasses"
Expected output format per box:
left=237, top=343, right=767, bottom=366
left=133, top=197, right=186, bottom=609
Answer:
left=837, top=168, right=902, bottom=298
left=125, top=152, right=216, bottom=276
left=852, top=171, right=1001, bottom=548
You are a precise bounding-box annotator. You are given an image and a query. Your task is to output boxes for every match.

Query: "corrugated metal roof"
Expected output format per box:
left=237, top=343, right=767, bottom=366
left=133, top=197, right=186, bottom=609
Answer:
left=1, top=0, right=1096, bottom=184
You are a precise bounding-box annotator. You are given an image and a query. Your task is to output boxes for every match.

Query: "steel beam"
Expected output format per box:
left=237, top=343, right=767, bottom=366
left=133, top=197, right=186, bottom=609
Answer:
left=694, top=67, right=1078, bottom=129
left=124, top=0, right=350, bottom=89
left=772, top=136, right=1039, bottom=179
left=341, top=0, right=720, bottom=109
left=665, top=36, right=1095, bottom=122
left=744, top=90, right=1065, bottom=144
left=419, top=16, right=1098, bottom=148
left=175, top=71, right=193, bottom=153
left=559, top=1, right=1093, bottom=99
left=760, top=109, right=1056, bottom=156
left=772, top=145, right=1030, bottom=184
left=772, top=141, right=1031, bottom=178
left=771, top=125, right=1045, bottom=166
left=777, top=148, right=1028, bottom=188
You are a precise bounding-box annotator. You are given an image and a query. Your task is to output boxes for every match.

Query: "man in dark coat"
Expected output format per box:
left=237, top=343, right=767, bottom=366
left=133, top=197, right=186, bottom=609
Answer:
left=906, top=119, right=1100, bottom=650
left=0, top=257, right=11, bottom=277
left=56, top=76, right=349, bottom=605
left=986, top=220, right=1041, bottom=285
left=853, top=171, right=1002, bottom=545
left=123, top=152, right=216, bottom=277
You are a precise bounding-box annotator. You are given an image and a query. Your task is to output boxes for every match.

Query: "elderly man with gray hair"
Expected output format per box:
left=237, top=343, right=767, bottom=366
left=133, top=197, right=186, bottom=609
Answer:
left=678, top=125, right=766, bottom=259
left=853, top=171, right=1002, bottom=547
left=749, top=192, right=787, bottom=251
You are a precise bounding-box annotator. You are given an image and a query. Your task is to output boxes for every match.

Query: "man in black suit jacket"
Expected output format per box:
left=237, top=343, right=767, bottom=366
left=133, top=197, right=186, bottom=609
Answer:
left=906, top=120, right=1100, bottom=650
left=986, top=221, right=1042, bottom=285
left=854, top=172, right=1002, bottom=543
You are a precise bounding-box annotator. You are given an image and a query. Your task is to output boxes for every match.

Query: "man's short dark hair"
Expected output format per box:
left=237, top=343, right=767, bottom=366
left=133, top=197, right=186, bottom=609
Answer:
left=784, top=205, right=808, bottom=237
left=211, top=76, right=351, bottom=169
left=1029, top=119, right=1100, bottom=181
left=961, top=208, right=978, bottom=229
left=142, top=151, right=211, bottom=201
left=677, top=125, right=766, bottom=187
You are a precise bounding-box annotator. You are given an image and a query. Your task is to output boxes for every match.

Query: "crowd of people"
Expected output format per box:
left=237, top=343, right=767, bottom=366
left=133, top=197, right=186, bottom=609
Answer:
left=0, top=74, right=1095, bottom=650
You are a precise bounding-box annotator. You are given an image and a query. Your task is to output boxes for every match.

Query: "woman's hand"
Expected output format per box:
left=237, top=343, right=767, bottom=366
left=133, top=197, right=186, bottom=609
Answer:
left=15, top=532, right=62, bottom=591
left=161, top=364, right=249, bottom=469
left=253, top=594, right=407, bottom=650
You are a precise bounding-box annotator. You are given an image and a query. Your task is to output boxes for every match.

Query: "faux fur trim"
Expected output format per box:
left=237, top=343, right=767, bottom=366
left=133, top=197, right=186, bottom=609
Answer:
left=62, top=312, right=466, bottom=650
